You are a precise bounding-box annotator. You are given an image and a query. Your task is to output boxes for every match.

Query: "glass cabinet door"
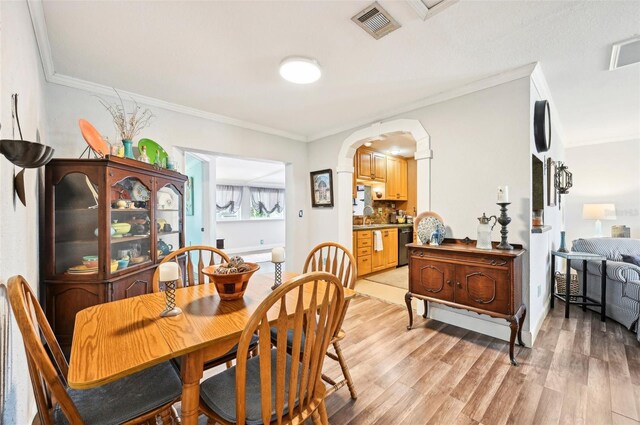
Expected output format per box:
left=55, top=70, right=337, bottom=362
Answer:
left=54, top=172, right=100, bottom=276
left=110, top=177, right=153, bottom=274
left=156, top=183, right=183, bottom=260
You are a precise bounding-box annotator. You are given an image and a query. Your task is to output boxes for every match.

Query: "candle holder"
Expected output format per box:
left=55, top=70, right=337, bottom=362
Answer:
left=160, top=279, right=182, bottom=317
left=496, top=202, right=513, bottom=250
left=271, top=261, right=284, bottom=290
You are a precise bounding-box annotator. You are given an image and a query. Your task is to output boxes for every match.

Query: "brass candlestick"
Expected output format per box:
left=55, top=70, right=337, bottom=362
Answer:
left=496, top=202, right=513, bottom=250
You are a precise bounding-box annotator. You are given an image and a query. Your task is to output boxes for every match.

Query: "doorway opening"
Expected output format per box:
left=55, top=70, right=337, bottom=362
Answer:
left=352, top=133, right=417, bottom=306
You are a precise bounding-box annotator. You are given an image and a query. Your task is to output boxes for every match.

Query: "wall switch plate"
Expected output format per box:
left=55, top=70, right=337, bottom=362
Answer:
left=260, top=239, right=264, bottom=245
left=537, top=285, right=541, bottom=297
left=378, top=208, right=382, bottom=214
left=298, top=210, right=303, bottom=217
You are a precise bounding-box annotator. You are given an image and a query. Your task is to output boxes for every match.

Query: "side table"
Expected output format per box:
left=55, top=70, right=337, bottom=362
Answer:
left=550, top=250, right=607, bottom=321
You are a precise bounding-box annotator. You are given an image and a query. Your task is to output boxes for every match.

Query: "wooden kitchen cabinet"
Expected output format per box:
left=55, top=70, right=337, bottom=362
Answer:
left=405, top=240, right=526, bottom=366
left=356, top=148, right=386, bottom=182
left=385, top=156, right=408, bottom=200
left=357, top=228, right=398, bottom=274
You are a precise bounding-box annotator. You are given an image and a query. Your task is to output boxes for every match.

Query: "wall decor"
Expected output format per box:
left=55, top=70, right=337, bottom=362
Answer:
left=310, top=169, right=334, bottom=208
left=534, top=99, right=551, bottom=153
left=554, top=161, right=572, bottom=207
left=547, top=157, right=557, bottom=207
left=185, top=176, right=194, bottom=216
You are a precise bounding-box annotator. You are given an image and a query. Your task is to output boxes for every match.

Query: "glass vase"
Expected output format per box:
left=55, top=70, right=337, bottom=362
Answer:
left=122, top=139, right=134, bottom=159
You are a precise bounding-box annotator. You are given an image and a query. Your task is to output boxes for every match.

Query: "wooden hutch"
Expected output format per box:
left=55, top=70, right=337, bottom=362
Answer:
left=42, top=157, right=187, bottom=354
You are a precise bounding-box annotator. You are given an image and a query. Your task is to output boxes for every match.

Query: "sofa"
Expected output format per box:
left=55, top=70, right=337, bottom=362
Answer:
left=571, top=238, right=640, bottom=343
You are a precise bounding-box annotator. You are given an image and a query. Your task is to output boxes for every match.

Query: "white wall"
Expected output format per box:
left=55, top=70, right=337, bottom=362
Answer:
left=527, top=76, right=565, bottom=343
left=0, top=1, right=49, bottom=422
left=307, top=77, right=534, bottom=342
left=565, top=139, right=640, bottom=242
left=44, top=84, right=310, bottom=272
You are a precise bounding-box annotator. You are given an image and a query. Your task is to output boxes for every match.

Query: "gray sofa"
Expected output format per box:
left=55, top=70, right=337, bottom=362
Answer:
left=571, top=238, right=640, bottom=343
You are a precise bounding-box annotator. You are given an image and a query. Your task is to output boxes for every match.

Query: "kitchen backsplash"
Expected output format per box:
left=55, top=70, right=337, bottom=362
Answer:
left=353, top=200, right=406, bottom=225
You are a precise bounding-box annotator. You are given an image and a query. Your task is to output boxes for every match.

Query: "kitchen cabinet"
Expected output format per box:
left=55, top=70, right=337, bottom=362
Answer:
left=384, top=156, right=408, bottom=200
left=42, top=156, right=187, bottom=355
left=355, top=228, right=398, bottom=275
left=405, top=240, right=526, bottom=365
left=356, top=148, right=386, bottom=182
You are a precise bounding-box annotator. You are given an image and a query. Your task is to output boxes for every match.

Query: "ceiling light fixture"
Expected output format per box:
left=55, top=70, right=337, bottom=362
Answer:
left=279, top=57, right=322, bottom=84
left=391, top=149, right=400, bottom=155
left=364, top=142, right=373, bottom=147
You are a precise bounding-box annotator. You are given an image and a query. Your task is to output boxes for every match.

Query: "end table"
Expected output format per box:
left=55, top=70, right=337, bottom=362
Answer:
left=550, top=251, right=607, bottom=321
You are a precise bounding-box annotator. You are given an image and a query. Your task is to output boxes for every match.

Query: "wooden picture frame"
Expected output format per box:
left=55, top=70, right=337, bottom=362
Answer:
left=186, top=176, right=194, bottom=216
left=310, top=169, right=334, bottom=208
left=547, top=157, right=557, bottom=207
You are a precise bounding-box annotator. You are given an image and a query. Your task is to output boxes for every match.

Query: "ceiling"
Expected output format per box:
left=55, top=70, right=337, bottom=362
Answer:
left=39, top=1, right=640, bottom=145
left=215, top=156, right=285, bottom=186
left=366, top=132, right=417, bottom=158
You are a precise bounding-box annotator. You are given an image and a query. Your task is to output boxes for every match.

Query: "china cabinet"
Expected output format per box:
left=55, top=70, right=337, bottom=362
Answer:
left=42, top=156, right=187, bottom=354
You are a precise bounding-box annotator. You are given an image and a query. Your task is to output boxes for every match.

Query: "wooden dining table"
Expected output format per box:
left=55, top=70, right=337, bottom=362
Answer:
left=68, top=271, right=356, bottom=425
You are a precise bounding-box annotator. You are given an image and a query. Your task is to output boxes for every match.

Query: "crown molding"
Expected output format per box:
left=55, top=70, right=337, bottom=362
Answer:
left=26, top=0, right=308, bottom=143
left=307, top=62, right=538, bottom=141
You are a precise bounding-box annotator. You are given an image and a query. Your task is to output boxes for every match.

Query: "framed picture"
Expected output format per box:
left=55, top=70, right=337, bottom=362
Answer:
left=310, top=169, right=334, bottom=208
left=547, top=157, right=557, bottom=207
left=185, top=176, right=194, bottom=216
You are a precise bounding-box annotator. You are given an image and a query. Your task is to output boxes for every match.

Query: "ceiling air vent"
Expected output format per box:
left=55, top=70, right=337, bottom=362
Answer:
left=352, top=2, right=401, bottom=40
left=610, top=36, right=640, bottom=70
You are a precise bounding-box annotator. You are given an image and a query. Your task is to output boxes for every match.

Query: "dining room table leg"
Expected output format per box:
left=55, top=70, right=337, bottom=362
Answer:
left=181, top=350, right=204, bottom=425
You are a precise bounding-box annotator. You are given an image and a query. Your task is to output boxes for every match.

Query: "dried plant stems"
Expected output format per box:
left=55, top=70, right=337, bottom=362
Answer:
left=97, top=89, right=154, bottom=141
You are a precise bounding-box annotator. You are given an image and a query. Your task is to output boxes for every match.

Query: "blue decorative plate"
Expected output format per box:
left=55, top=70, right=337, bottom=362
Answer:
left=417, top=216, right=446, bottom=245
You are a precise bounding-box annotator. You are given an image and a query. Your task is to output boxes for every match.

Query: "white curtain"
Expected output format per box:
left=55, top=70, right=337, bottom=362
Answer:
left=216, top=185, right=243, bottom=213
left=249, top=187, right=285, bottom=215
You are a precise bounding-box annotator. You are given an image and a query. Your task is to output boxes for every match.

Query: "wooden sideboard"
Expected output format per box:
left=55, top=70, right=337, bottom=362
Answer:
left=405, top=239, right=526, bottom=365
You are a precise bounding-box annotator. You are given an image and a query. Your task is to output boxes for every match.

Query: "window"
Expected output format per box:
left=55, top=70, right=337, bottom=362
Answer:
left=249, top=187, right=285, bottom=219
left=215, top=185, right=243, bottom=220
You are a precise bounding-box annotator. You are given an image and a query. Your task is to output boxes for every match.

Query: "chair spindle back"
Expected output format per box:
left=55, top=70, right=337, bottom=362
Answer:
left=152, top=245, right=230, bottom=292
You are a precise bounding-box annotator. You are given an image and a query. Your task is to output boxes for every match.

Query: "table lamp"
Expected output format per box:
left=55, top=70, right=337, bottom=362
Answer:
left=582, top=203, right=616, bottom=237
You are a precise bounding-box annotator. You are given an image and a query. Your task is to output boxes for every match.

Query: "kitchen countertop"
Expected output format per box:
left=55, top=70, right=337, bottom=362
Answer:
left=353, top=223, right=414, bottom=230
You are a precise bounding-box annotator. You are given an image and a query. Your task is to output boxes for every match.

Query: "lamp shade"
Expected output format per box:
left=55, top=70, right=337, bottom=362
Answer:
left=582, top=203, right=617, bottom=220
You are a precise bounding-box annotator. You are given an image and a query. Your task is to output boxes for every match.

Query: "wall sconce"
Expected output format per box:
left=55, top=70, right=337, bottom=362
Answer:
left=554, top=161, right=572, bottom=206
left=375, top=190, right=383, bottom=199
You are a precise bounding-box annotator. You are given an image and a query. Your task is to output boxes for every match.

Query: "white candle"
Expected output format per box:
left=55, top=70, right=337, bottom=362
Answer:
left=497, top=186, right=509, bottom=203
left=272, top=247, right=285, bottom=263
left=159, top=262, right=180, bottom=282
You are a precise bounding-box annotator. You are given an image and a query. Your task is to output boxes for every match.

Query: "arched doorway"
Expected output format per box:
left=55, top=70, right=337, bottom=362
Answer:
left=335, top=119, right=433, bottom=249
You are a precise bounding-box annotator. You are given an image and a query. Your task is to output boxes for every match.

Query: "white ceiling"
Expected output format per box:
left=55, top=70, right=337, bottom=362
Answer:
left=215, top=156, right=285, bottom=186
left=366, top=132, right=417, bottom=158
left=40, top=1, right=640, bottom=145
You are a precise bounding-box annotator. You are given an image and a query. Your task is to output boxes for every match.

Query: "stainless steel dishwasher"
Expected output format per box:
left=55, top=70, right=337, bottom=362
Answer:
left=397, top=227, right=413, bottom=266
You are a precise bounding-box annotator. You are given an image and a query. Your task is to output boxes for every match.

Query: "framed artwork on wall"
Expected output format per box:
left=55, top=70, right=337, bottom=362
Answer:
left=186, top=176, right=194, bottom=216
left=310, top=169, right=334, bottom=208
left=547, top=157, right=557, bottom=207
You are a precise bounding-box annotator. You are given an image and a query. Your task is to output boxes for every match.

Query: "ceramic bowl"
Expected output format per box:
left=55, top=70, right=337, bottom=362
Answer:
left=83, top=259, right=99, bottom=268
left=202, top=263, right=260, bottom=301
left=117, top=259, right=130, bottom=269
left=110, top=260, right=119, bottom=273
left=111, top=222, right=131, bottom=236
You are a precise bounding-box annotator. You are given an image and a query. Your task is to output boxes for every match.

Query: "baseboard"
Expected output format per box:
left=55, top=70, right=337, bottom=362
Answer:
left=528, top=297, right=551, bottom=346
left=222, top=244, right=283, bottom=255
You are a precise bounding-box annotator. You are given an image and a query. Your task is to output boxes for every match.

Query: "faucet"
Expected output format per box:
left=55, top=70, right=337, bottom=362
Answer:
left=362, top=205, right=374, bottom=225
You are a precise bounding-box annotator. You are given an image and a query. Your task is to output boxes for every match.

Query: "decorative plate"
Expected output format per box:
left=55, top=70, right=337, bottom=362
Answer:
left=138, top=138, right=168, bottom=166
left=79, top=119, right=109, bottom=157
left=157, top=190, right=174, bottom=209
left=417, top=216, right=446, bottom=245
left=131, top=181, right=150, bottom=201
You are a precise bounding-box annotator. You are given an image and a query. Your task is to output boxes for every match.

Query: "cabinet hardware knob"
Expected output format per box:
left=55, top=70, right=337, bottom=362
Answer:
left=447, top=280, right=452, bottom=286
left=456, top=282, right=462, bottom=288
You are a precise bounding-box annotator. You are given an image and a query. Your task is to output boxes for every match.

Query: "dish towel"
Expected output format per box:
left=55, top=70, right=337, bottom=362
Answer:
left=373, top=230, right=384, bottom=252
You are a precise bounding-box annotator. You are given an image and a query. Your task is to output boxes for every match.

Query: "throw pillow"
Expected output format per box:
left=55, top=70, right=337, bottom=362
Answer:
left=621, top=254, right=640, bottom=267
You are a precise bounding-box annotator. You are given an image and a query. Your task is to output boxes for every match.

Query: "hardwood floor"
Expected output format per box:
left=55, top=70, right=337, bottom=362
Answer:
left=322, top=295, right=640, bottom=425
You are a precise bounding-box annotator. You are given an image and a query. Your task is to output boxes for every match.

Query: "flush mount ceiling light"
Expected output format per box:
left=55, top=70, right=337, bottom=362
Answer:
left=364, top=142, right=373, bottom=147
left=279, top=57, right=322, bottom=84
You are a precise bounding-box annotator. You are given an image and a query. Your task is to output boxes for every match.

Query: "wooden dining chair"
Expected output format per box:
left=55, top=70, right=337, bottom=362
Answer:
left=303, top=242, right=358, bottom=400
left=152, top=245, right=257, bottom=370
left=198, top=271, right=345, bottom=425
left=7, top=275, right=182, bottom=425
left=152, top=245, right=230, bottom=292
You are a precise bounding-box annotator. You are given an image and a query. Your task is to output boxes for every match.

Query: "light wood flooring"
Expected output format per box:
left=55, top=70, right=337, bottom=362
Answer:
left=321, top=295, right=640, bottom=425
